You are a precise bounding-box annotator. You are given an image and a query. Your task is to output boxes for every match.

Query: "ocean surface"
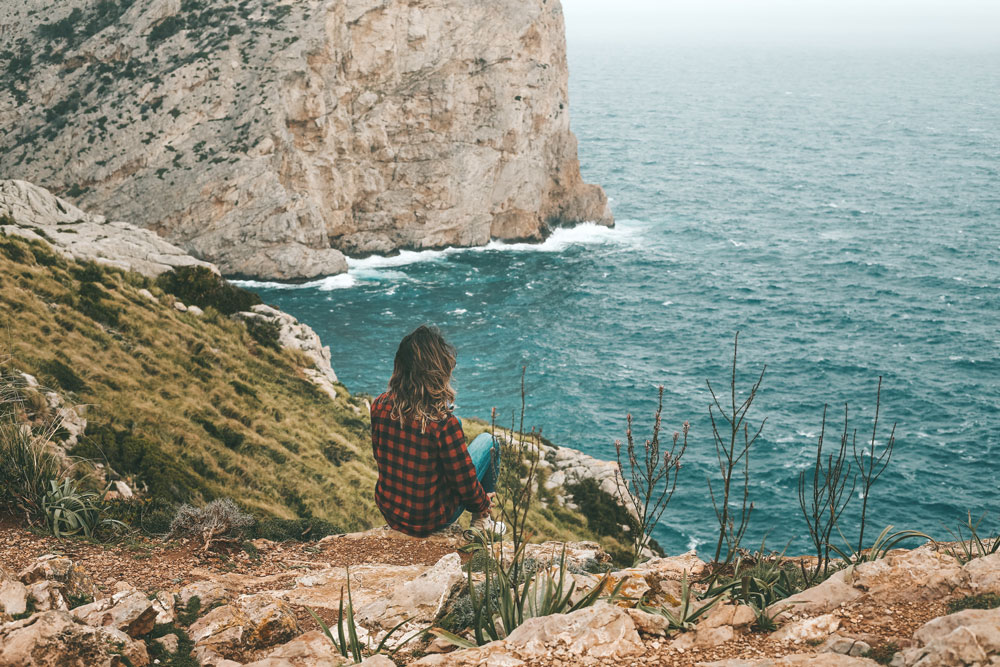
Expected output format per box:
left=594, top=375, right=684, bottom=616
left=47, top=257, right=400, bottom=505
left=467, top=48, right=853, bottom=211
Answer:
left=245, top=46, right=1000, bottom=556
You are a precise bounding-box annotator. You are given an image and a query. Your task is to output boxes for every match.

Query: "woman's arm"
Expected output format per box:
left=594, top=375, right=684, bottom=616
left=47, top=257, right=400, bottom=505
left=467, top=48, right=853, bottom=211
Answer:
left=438, top=415, right=490, bottom=515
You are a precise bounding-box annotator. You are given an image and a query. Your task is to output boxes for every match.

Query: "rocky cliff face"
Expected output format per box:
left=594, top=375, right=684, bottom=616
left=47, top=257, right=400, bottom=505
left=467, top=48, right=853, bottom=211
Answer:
left=0, top=0, right=612, bottom=279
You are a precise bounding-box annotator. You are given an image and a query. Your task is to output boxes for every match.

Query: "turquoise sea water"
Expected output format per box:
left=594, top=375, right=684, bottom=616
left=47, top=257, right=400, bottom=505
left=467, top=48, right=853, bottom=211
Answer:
left=248, top=47, right=1000, bottom=555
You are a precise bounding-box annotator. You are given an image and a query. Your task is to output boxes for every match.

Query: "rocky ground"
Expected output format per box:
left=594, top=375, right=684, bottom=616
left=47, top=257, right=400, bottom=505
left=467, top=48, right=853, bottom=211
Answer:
left=1, top=520, right=998, bottom=667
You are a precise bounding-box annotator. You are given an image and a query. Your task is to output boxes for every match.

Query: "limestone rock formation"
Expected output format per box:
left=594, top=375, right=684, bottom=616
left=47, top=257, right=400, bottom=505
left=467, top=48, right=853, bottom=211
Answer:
left=411, top=604, right=645, bottom=665
left=0, top=0, right=612, bottom=279
left=0, top=179, right=215, bottom=277
left=0, top=610, right=151, bottom=667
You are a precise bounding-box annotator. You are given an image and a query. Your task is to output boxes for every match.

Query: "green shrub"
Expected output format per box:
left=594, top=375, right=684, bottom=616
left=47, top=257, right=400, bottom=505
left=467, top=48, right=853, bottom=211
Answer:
left=38, top=358, right=86, bottom=393
left=864, top=642, right=900, bottom=665
left=251, top=517, right=341, bottom=542
left=565, top=478, right=662, bottom=562
left=70, top=261, right=106, bottom=284
left=322, top=441, right=356, bottom=467
left=229, top=380, right=257, bottom=399
left=104, top=496, right=178, bottom=535
left=147, top=15, right=184, bottom=46
left=947, top=593, right=1000, bottom=614
left=0, top=236, right=29, bottom=263
left=244, top=317, right=281, bottom=349
left=191, top=416, right=245, bottom=449
left=73, top=423, right=206, bottom=503
left=154, top=266, right=260, bottom=315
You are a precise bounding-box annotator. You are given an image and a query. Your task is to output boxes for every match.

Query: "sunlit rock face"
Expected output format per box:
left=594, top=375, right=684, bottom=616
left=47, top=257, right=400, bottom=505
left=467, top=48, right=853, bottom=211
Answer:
left=0, top=0, right=612, bottom=279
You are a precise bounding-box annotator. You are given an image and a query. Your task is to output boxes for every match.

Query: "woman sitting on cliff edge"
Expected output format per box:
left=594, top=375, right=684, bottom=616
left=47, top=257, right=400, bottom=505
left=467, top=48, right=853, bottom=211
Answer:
left=370, top=325, right=506, bottom=538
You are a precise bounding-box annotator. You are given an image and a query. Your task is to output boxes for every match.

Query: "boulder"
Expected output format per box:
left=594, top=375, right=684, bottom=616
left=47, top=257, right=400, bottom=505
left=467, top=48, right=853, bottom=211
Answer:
left=819, top=635, right=873, bottom=657
left=609, top=550, right=708, bottom=606
left=771, top=613, right=842, bottom=644
left=280, top=563, right=429, bottom=612
left=153, top=590, right=177, bottom=625
left=241, top=305, right=338, bottom=388
left=356, top=553, right=463, bottom=629
left=0, top=610, right=150, bottom=666
left=624, top=607, right=671, bottom=635
left=700, top=603, right=757, bottom=630
left=155, top=633, right=181, bottom=654
left=0, top=579, right=29, bottom=617
left=18, top=555, right=97, bottom=603
left=243, top=630, right=349, bottom=666
left=190, top=591, right=300, bottom=655
left=900, top=607, right=1000, bottom=666
left=72, top=589, right=158, bottom=638
left=852, top=546, right=966, bottom=603
left=768, top=568, right=862, bottom=618
left=178, top=579, right=230, bottom=610
left=963, top=552, right=1000, bottom=594
left=25, top=581, right=68, bottom=612
left=411, top=604, right=643, bottom=665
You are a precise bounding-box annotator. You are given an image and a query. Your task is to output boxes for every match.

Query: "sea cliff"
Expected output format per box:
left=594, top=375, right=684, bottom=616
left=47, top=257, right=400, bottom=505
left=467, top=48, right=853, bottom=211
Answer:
left=0, top=0, right=611, bottom=280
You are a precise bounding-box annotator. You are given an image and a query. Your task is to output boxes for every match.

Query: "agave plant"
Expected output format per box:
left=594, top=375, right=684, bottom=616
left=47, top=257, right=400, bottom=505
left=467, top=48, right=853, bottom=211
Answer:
left=638, top=571, right=724, bottom=632
left=431, top=542, right=626, bottom=648
left=307, top=567, right=423, bottom=663
left=831, top=524, right=933, bottom=564
left=941, top=512, right=1000, bottom=564
left=42, top=478, right=125, bottom=539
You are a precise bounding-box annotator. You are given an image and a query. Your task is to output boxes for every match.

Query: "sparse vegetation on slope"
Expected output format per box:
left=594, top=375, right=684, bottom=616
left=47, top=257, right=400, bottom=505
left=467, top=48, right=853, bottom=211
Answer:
left=0, top=232, right=380, bottom=529
left=0, top=232, right=630, bottom=554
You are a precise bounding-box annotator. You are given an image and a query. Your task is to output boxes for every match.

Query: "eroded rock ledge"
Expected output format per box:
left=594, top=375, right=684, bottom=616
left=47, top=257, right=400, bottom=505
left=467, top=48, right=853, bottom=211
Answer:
left=0, top=0, right=612, bottom=280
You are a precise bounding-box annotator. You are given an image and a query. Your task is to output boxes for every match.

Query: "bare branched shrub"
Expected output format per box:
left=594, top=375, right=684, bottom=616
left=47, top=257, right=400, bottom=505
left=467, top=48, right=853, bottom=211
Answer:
left=798, top=405, right=856, bottom=580
left=853, top=377, right=895, bottom=554
left=615, top=385, right=688, bottom=566
left=707, top=332, right=766, bottom=564
left=492, top=366, right=541, bottom=593
left=166, top=498, right=255, bottom=551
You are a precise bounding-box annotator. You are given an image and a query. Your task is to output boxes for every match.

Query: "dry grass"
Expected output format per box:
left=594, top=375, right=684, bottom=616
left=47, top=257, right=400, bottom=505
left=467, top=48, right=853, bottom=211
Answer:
left=1, top=233, right=380, bottom=530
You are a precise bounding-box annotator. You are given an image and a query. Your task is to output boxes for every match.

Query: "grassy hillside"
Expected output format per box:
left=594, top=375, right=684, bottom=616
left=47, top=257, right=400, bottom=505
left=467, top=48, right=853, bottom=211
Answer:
left=0, top=232, right=632, bottom=558
left=1, top=232, right=380, bottom=530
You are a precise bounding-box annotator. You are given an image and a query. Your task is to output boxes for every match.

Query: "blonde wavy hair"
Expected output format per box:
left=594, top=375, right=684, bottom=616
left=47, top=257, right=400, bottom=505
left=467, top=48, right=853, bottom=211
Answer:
left=388, top=325, right=456, bottom=430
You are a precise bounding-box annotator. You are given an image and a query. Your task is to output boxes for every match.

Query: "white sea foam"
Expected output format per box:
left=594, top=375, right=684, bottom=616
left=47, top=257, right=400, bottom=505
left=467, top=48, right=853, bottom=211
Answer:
left=232, top=273, right=357, bottom=291
left=236, top=222, right=633, bottom=290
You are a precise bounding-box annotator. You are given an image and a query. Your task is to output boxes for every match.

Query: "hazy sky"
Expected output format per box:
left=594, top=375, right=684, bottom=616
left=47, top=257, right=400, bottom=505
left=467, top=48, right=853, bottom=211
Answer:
left=562, top=0, right=1000, bottom=48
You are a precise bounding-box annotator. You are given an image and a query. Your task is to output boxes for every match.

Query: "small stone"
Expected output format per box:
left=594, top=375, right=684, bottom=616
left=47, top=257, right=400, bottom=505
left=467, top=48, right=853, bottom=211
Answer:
left=155, top=633, right=180, bottom=654
left=173, top=301, right=188, bottom=312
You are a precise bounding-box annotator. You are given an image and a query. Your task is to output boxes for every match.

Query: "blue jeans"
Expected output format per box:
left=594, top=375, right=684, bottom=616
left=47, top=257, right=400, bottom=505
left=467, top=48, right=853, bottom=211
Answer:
left=448, top=432, right=499, bottom=525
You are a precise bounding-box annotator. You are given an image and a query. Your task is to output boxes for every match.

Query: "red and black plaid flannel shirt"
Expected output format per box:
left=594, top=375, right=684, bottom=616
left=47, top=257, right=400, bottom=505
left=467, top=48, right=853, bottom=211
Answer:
left=370, top=391, right=490, bottom=537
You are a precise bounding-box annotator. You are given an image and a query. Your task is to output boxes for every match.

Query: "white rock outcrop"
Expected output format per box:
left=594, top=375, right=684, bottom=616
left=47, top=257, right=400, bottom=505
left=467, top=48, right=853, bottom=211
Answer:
left=0, top=180, right=215, bottom=277
left=0, top=0, right=612, bottom=280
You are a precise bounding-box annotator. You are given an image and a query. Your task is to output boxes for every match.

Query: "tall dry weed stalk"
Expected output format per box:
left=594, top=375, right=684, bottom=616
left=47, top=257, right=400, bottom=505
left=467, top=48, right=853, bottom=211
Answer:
left=798, top=405, right=856, bottom=579
left=707, top=332, right=766, bottom=564
left=615, top=385, right=688, bottom=566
